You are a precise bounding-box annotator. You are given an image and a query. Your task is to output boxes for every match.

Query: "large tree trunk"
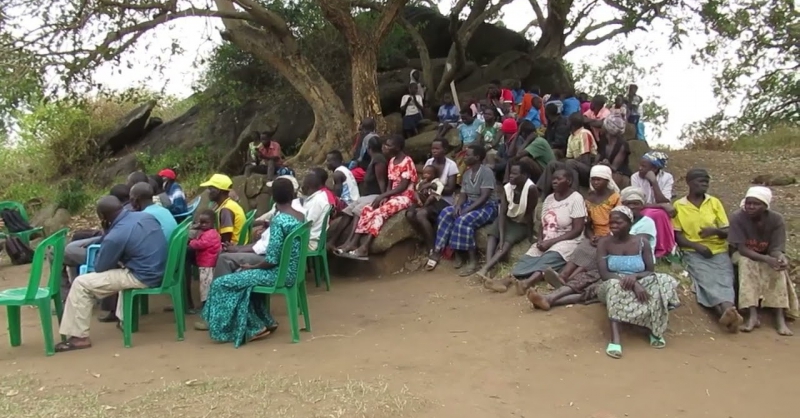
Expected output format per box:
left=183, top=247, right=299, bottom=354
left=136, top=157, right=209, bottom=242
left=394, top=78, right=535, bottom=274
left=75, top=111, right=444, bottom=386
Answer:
left=531, top=0, right=573, bottom=59
left=400, top=17, right=434, bottom=104
left=214, top=0, right=354, bottom=164
left=349, top=43, right=387, bottom=133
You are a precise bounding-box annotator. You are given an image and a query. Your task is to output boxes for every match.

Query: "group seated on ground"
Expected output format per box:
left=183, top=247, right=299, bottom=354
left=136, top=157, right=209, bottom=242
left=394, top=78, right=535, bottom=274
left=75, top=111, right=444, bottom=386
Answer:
left=46, top=81, right=798, bottom=358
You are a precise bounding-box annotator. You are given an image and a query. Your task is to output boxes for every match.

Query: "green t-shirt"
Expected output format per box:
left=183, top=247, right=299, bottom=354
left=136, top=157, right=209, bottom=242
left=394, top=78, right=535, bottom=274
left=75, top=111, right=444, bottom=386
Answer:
left=478, top=122, right=501, bottom=145
left=524, top=136, right=555, bottom=167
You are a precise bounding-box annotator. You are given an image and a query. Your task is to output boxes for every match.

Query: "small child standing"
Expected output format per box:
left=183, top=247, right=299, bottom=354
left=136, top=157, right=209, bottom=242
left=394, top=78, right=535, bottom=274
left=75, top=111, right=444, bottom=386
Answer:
left=436, top=93, right=460, bottom=138
left=189, top=210, right=222, bottom=306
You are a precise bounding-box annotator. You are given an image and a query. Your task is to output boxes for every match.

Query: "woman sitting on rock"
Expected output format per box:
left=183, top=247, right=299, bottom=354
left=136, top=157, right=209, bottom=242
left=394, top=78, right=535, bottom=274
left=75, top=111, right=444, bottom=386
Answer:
left=526, top=186, right=656, bottom=310
left=476, top=162, right=538, bottom=280
left=336, top=135, right=418, bottom=260
left=582, top=206, right=679, bottom=359
left=485, top=169, right=586, bottom=294
left=406, top=138, right=459, bottom=251
left=673, top=168, right=742, bottom=332
left=630, top=151, right=677, bottom=260
left=729, top=186, right=800, bottom=335
left=425, top=144, right=497, bottom=276
left=597, top=114, right=632, bottom=189
left=542, top=165, right=619, bottom=287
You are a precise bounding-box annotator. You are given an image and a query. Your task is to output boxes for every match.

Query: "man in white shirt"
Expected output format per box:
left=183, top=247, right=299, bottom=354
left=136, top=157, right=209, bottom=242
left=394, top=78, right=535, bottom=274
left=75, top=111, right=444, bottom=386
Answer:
left=326, top=150, right=360, bottom=206
left=303, top=168, right=333, bottom=251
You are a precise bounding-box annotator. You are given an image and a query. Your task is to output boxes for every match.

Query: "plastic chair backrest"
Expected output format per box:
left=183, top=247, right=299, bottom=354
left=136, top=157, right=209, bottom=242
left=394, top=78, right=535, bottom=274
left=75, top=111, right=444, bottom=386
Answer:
left=0, top=201, right=30, bottom=221
left=272, top=220, right=311, bottom=289
left=238, top=209, right=257, bottom=245
left=173, top=196, right=201, bottom=220
left=84, top=244, right=101, bottom=272
left=155, top=221, right=190, bottom=291
left=24, top=229, right=68, bottom=300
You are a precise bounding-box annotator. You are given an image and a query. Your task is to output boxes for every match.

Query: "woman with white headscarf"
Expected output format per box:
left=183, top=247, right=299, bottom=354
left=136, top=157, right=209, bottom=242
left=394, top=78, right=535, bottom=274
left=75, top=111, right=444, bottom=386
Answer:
left=597, top=114, right=632, bottom=188
left=540, top=165, right=620, bottom=288
left=729, top=186, right=799, bottom=335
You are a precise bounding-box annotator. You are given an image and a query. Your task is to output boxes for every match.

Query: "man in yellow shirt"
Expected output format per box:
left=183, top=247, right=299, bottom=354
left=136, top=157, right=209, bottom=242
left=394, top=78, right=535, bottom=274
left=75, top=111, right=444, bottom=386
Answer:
left=201, top=174, right=246, bottom=245
left=673, top=168, right=741, bottom=332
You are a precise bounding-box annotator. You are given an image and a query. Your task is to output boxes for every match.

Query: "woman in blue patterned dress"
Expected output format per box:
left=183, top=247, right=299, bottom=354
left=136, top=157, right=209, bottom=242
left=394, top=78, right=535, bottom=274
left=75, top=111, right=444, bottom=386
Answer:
left=595, top=206, right=679, bottom=359
left=202, top=178, right=305, bottom=347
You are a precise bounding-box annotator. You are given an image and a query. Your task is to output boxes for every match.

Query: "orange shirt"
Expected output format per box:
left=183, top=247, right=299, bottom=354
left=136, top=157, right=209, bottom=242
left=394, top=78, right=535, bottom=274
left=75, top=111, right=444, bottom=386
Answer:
left=257, top=141, right=282, bottom=165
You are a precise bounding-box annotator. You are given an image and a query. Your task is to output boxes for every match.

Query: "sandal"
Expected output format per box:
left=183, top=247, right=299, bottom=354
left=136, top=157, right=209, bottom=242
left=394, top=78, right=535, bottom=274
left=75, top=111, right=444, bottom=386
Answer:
left=605, top=342, right=622, bottom=359
left=458, top=263, right=479, bottom=277
left=543, top=268, right=564, bottom=289
left=55, top=339, right=91, bottom=353
left=649, top=334, right=666, bottom=349
left=249, top=324, right=279, bottom=342
left=333, top=248, right=345, bottom=255
left=424, top=258, right=438, bottom=271
left=337, top=250, right=369, bottom=261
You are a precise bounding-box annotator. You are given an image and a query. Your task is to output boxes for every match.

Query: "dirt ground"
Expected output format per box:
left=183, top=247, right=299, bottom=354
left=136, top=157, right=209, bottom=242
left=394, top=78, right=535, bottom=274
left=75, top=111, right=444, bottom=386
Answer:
left=2, top=148, right=800, bottom=417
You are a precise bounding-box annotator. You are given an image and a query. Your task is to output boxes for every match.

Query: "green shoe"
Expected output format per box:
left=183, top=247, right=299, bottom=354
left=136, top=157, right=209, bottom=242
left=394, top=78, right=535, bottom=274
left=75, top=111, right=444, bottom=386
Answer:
left=193, top=321, right=209, bottom=331
left=605, top=343, right=622, bottom=359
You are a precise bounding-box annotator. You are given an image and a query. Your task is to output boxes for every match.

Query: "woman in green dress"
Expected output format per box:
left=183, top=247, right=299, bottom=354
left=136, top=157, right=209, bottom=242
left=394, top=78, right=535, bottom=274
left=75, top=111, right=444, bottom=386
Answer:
left=202, top=178, right=305, bottom=347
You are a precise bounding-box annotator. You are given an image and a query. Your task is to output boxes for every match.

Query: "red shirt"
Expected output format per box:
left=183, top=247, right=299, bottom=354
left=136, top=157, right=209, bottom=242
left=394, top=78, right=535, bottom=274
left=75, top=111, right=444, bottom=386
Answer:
left=257, top=141, right=282, bottom=165
left=500, top=89, right=513, bottom=104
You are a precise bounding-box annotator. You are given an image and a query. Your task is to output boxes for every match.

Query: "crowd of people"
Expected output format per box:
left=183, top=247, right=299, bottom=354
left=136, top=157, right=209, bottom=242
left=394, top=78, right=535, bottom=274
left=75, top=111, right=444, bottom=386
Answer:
left=48, top=81, right=798, bottom=359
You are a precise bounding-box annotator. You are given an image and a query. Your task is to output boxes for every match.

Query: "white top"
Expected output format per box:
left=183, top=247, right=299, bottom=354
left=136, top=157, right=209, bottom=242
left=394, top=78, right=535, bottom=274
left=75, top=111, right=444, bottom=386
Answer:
left=335, top=166, right=360, bottom=204
left=504, top=179, right=535, bottom=222
left=424, top=157, right=459, bottom=203
left=253, top=199, right=306, bottom=255
left=401, top=94, right=424, bottom=116
left=526, top=191, right=587, bottom=260
left=630, top=171, right=674, bottom=205
left=302, top=189, right=332, bottom=249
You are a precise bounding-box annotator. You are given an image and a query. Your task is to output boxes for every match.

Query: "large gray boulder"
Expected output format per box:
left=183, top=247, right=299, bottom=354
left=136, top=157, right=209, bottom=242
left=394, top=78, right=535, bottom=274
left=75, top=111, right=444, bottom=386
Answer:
left=96, top=101, right=157, bottom=154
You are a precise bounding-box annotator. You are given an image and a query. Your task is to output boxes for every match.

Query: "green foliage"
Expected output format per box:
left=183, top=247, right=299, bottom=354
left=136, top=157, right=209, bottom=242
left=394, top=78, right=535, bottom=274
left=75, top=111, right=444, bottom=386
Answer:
left=684, top=124, right=799, bottom=151
left=573, top=43, right=670, bottom=136
left=691, top=0, right=799, bottom=137
left=55, top=179, right=91, bottom=214
left=135, top=146, right=216, bottom=196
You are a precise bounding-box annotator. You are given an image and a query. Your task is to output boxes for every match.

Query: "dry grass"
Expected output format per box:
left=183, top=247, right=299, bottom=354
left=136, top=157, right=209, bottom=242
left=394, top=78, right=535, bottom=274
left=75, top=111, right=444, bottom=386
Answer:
left=0, top=373, right=427, bottom=418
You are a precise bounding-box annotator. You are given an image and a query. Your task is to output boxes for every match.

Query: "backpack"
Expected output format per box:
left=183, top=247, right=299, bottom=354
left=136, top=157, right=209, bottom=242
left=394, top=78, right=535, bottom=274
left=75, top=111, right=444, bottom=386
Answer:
left=3, top=236, right=34, bottom=265
left=0, top=208, right=33, bottom=233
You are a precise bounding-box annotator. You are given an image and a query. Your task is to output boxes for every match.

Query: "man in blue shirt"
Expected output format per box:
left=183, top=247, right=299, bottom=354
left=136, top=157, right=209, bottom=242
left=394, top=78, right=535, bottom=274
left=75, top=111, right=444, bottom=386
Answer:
left=157, top=168, right=188, bottom=215
left=56, top=196, right=168, bottom=353
left=130, top=182, right=177, bottom=239
left=561, top=89, right=581, bottom=116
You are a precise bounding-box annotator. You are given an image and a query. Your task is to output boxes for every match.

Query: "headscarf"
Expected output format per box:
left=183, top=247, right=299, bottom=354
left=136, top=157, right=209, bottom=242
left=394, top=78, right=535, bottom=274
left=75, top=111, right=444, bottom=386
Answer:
left=589, top=165, right=620, bottom=193
left=501, top=117, right=518, bottom=134
left=642, top=151, right=669, bottom=169
left=740, top=186, right=772, bottom=209
left=611, top=205, right=634, bottom=222
left=603, top=114, right=626, bottom=136
left=620, top=186, right=646, bottom=204
left=686, top=168, right=710, bottom=183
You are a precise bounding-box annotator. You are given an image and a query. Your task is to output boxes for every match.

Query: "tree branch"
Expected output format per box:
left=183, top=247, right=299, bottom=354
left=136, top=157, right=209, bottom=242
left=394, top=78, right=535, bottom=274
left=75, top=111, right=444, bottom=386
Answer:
left=232, top=0, right=294, bottom=39
left=527, top=0, right=546, bottom=28
left=318, top=0, right=360, bottom=42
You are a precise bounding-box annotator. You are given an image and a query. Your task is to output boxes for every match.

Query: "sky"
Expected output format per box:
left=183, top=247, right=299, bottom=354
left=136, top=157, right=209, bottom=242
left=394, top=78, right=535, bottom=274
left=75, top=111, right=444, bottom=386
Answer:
left=91, top=1, right=719, bottom=148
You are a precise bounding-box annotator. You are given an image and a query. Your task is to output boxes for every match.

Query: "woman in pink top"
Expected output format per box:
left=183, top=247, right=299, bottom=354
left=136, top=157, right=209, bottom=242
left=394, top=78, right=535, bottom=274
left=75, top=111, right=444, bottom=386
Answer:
left=583, top=95, right=611, bottom=143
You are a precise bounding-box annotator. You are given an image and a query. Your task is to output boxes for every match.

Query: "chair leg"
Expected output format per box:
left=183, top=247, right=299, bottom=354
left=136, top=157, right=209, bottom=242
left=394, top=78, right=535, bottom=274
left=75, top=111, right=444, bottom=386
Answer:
left=140, top=295, right=149, bottom=315
left=7, top=306, right=21, bottom=347
left=131, top=295, right=140, bottom=333
left=122, top=292, right=134, bottom=348
left=285, top=291, right=300, bottom=343
left=298, top=281, right=311, bottom=332
left=37, top=300, right=55, bottom=356
left=173, top=288, right=185, bottom=341
left=52, top=295, right=66, bottom=342
left=321, top=251, right=331, bottom=291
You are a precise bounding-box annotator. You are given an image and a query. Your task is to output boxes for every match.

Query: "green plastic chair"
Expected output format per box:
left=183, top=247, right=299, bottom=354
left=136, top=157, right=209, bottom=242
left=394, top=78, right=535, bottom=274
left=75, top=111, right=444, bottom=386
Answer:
left=252, top=220, right=312, bottom=343
left=237, top=209, right=257, bottom=245
left=140, top=217, right=194, bottom=315
left=307, top=208, right=332, bottom=291
left=119, top=220, right=190, bottom=348
left=0, top=201, right=44, bottom=245
left=0, top=229, right=68, bottom=356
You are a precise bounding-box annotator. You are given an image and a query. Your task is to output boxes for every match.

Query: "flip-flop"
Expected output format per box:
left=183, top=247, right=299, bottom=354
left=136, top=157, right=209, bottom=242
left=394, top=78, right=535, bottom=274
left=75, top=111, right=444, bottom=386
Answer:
left=333, top=248, right=345, bottom=255
left=424, top=258, right=438, bottom=271
left=55, top=340, right=92, bottom=353
left=605, top=343, right=622, bottom=359
left=338, top=250, right=369, bottom=261
left=649, top=334, right=666, bottom=349
left=543, top=268, right=564, bottom=289
left=249, top=324, right=279, bottom=342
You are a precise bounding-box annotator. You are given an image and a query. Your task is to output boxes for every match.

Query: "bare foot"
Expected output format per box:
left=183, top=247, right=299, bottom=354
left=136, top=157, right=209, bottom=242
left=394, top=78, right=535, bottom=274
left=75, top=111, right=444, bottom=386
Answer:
left=515, top=278, right=533, bottom=296
left=739, top=315, right=761, bottom=333
left=543, top=268, right=564, bottom=289
left=484, top=277, right=510, bottom=293
left=526, top=289, right=551, bottom=311
left=719, top=306, right=744, bottom=333
left=475, top=269, right=491, bottom=282
left=352, top=246, right=369, bottom=258
left=776, top=324, right=794, bottom=336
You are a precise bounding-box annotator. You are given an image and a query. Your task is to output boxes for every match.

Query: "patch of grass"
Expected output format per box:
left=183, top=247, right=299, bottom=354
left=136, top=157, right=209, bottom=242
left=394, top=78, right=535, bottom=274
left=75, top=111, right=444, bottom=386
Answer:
left=687, top=125, right=799, bottom=151
left=0, top=373, right=427, bottom=418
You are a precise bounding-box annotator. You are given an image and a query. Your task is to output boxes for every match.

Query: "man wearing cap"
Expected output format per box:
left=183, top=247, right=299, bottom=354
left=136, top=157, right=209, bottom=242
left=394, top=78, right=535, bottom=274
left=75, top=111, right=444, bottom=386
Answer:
left=201, top=174, right=246, bottom=244
left=157, top=168, right=188, bottom=215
